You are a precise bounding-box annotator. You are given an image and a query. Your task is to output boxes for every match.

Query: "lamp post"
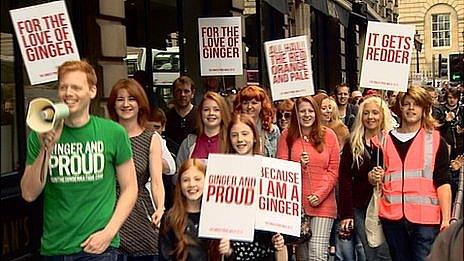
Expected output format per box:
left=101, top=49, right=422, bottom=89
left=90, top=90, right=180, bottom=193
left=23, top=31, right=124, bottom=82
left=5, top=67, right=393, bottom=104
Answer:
left=414, top=31, right=423, bottom=73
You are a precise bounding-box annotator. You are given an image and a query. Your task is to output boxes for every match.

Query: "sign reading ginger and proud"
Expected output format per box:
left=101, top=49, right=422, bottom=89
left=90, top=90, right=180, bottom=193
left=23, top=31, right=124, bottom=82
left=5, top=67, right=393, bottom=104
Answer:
left=199, top=154, right=259, bottom=241
left=10, top=1, right=80, bottom=85
left=199, top=154, right=302, bottom=241
left=264, top=36, right=314, bottom=101
left=198, top=17, right=243, bottom=76
left=360, top=22, right=415, bottom=92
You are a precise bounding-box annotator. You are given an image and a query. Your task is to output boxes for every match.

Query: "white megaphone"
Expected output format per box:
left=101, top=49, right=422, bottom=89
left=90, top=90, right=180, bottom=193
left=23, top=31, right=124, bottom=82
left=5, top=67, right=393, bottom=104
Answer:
left=26, top=98, right=70, bottom=133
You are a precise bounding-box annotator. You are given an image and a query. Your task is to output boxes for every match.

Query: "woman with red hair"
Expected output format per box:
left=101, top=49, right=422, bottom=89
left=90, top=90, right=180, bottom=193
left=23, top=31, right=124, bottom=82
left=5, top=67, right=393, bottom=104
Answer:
left=233, top=85, right=280, bottom=157
left=107, top=78, right=165, bottom=260
left=277, top=96, right=340, bottom=261
left=160, top=159, right=231, bottom=260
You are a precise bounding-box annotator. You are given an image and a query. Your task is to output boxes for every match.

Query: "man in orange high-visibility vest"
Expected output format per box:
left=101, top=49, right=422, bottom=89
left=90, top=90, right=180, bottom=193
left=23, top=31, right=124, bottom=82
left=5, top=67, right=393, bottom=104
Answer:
left=369, top=86, right=452, bottom=261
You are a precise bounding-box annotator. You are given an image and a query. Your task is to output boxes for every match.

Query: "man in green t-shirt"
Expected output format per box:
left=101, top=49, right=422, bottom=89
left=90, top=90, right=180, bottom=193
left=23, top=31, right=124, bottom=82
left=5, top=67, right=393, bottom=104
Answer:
left=21, top=60, right=138, bottom=259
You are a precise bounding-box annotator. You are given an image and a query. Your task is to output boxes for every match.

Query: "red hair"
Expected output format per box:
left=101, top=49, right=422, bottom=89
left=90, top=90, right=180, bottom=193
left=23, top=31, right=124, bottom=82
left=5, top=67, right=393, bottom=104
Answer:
left=233, top=85, right=274, bottom=132
left=107, top=78, right=151, bottom=128
left=287, top=96, right=326, bottom=153
left=226, top=113, right=262, bottom=155
left=162, top=159, right=206, bottom=261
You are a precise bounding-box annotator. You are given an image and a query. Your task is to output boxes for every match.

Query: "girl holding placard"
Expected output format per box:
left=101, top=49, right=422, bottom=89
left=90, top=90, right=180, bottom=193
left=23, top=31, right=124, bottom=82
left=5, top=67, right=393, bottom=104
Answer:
left=159, top=159, right=232, bottom=260
left=226, top=114, right=287, bottom=261
left=276, top=96, right=340, bottom=261
left=338, top=96, right=393, bottom=260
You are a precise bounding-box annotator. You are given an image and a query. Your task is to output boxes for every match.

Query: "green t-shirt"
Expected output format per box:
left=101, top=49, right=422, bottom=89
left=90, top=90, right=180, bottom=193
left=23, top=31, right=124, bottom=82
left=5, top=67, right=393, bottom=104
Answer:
left=26, top=116, right=132, bottom=255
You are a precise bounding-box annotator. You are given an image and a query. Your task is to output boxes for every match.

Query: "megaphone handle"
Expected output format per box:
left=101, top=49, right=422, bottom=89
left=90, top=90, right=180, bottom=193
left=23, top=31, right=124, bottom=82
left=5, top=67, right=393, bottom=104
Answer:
left=40, top=148, right=50, bottom=183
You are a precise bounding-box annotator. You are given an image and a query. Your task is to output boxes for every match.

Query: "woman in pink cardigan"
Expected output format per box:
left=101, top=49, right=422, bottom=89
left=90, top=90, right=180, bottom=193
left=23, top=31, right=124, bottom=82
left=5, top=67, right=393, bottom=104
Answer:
left=277, top=96, right=340, bottom=261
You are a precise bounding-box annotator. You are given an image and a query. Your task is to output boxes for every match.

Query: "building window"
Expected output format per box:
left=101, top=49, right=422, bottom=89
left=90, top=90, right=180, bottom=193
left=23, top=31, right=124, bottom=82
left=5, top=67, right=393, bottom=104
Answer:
left=431, top=13, right=450, bottom=47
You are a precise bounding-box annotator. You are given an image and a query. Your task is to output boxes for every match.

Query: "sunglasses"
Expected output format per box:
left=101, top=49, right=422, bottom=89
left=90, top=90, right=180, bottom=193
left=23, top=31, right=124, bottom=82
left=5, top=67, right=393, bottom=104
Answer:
left=277, top=111, right=291, bottom=119
left=220, top=88, right=238, bottom=97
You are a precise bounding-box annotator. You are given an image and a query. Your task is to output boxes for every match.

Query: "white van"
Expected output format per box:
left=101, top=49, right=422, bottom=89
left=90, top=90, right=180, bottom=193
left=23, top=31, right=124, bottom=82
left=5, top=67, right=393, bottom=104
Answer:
left=125, top=46, right=180, bottom=104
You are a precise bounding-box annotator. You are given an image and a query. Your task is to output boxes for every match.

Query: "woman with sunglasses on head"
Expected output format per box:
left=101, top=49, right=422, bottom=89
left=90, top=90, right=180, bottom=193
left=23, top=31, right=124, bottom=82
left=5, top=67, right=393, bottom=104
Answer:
left=107, top=79, right=165, bottom=260
left=233, top=85, right=280, bottom=158
left=338, top=96, right=393, bottom=261
left=225, top=114, right=287, bottom=261
left=275, top=99, right=294, bottom=131
left=276, top=96, right=340, bottom=261
left=320, top=97, right=349, bottom=150
left=160, top=159, right=232, bottom=261
left=176, top=92, right=231, bottom=170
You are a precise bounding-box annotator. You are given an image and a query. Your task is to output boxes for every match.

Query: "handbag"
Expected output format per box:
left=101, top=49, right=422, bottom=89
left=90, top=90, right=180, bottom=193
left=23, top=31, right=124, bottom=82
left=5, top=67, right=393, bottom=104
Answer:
left=365, top=186, right=385, bottom=247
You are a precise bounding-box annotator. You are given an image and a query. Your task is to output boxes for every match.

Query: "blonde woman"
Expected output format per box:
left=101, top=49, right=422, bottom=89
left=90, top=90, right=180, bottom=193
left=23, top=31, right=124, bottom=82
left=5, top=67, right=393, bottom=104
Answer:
left=338, top=96, right=393, bottom=260
left=320, top=97, right=349, bottom=149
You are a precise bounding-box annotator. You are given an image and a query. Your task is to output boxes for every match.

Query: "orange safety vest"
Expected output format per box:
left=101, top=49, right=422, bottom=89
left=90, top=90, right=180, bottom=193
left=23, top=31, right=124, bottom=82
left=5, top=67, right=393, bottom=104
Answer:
left=378, top=129, right=441, bottom=224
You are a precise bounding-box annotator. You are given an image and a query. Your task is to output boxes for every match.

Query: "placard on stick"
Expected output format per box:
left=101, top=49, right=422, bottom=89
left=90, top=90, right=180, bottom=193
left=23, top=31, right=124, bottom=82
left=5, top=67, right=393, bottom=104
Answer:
left=198, top=17, right=243, bottom=76
left=359, top=22, right=415, bottom=92
left=10, top=1, right=80, bottom=85
left=199, top=154, right=259, bottom=241
left=255, top=156, right=301, bottom=237
left=264, top=36, right=314, bottom=101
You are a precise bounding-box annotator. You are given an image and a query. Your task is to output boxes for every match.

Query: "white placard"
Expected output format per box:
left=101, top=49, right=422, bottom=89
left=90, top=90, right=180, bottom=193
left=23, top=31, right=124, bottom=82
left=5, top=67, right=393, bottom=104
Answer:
left=198, top=17, right=243, bottom=76
left=255, top=156, right=301, bottom=237
left=264, top=36, right=314, bottom=101
left=360, top=22, right=415, bottom=92
left=10, top=1, right=80, bottom=85
left=199, top=154, right=258, bottom=241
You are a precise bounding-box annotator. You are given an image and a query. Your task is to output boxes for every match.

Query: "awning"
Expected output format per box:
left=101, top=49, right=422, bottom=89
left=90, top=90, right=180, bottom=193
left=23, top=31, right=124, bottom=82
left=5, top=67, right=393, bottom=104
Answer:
left=328, top=1, right=350, bottom=27
left=264, top=0, right=289, bottom=14
left=306, top=0, right=350, bottom=27
left=307, top=0, right=329, bottom=15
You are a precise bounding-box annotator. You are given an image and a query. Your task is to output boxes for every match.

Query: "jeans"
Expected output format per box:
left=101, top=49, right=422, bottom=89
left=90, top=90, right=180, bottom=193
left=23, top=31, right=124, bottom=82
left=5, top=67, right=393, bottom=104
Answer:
left=335, top=232, right=366, bottom=261
left=381, top=218, right=439, bottom=261
left=118, top=255, right=159, bottom=261
left=42, top=248, right=118, bottom=261
left=353, top=208, right=391, bottom=261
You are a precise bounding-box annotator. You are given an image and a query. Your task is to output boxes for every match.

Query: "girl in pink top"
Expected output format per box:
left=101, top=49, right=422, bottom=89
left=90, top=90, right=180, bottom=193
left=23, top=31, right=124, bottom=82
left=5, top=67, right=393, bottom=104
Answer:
left=277, top=96, right=340, bottom=261
left=176, top=92, right=231, bottom=168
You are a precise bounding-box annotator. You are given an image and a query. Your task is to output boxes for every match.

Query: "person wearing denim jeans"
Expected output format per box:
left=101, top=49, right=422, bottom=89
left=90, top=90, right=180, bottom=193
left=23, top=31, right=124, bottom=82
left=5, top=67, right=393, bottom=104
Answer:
left=338, top=96, right=394, bottom=261
left=371, top=86, right=452, bottom=261
left=42, top=247, right=118, bottom=261
left=354, top=208, right=390, bottom=261
left=380, top=219, right=439, bottom=261
left=21, top=61, right=138, bottom=259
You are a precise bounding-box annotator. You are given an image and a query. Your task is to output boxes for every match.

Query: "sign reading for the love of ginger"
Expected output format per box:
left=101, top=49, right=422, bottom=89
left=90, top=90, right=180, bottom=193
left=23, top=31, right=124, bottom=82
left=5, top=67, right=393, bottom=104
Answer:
left=10, top=1, right=80, bottom=85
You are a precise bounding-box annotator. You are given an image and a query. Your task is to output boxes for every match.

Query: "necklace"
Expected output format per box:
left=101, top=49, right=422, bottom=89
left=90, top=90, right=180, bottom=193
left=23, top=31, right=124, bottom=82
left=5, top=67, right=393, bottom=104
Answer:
left=303, top=135, right=310, bottom=142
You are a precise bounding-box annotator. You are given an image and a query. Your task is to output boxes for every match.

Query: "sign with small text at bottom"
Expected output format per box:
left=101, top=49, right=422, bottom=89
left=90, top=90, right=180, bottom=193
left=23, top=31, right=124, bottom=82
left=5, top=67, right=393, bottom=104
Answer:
left=10, top=1, right=80, bottom=85
left=199, top=154, right=259, bottom=241
left=198, top=17, right=243, bottom=76
left=264, top=35, right=314, bottom=101
left=255, top=156, right=301, bottom=237
left=360, top=21, right=415, bottom=92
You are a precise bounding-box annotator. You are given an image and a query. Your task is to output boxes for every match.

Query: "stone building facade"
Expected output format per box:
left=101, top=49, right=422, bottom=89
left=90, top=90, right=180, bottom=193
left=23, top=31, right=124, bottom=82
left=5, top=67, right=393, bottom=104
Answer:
left=397, top=0, right=464, bottom=81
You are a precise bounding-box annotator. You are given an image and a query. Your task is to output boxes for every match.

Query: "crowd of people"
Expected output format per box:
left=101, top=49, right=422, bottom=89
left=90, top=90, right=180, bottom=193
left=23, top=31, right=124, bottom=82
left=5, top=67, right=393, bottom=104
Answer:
left=21, top=60, right=463, bottom=261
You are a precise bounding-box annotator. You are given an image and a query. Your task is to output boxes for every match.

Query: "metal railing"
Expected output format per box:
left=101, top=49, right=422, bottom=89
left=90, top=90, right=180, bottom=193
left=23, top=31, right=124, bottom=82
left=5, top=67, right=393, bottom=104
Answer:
left=450, top=165, right=464, bottom=223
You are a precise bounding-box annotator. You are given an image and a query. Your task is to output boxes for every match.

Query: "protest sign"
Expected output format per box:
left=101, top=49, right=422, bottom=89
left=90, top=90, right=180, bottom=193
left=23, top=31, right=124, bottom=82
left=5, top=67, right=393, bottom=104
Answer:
left=198, top=17, right=243, bottom=76
left=199, top=154, right=259, bottom=241
left=10, top=1, right=80, bottom=85
left=264, top=35, right=314, bottom=101
left=255, top=156, right=301, bottom=237
left=360, top=22, right=415, bottom=92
